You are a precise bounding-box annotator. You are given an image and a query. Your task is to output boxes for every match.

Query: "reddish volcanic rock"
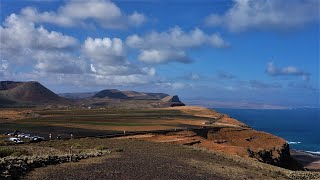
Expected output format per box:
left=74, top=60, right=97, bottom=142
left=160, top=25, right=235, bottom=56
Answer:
left=127, top=106, right=303, bottom=170
left=205, top=127, right=302, bottom=170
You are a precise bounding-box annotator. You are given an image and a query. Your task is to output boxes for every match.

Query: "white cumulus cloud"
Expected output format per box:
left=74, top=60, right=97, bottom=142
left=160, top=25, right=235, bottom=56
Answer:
left=34, top=51, right=89, bottom=74
left=0, top=13, right=79, bottom=68
left=138, top=49, right=191, bottom=64
left=205, top=0, right=319, bottom=32
left=82, top=37, right=156, bottom=77
left=126, top=27, right=229, bottom=64
left=0, top=13, right=155, bottom=87
left=127, top=26, right=229, bottom=49
left=266, top=62, right=310, bottom=80
left=21, top=0, right=147, bottom=29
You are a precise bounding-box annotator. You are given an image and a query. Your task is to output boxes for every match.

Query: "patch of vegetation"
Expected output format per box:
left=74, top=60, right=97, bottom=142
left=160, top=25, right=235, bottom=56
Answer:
left=0, top=149, right=110, bottom=179
left=21, top=119, right=161, bottom=126
left=1, top=108, right=216, bottom=139
left=0, top=147, right=29, bottom=158
left=0, top=148, right=14, bottom=157
left=112, top=148, right=124, bottom=152
left=95, top=145, right=108, bottom=151
left=13, top=108, right=215, bottom=131
left=75, top=121, right=155, bottom=126
left=71, top=143, right=82, bottom=149
left=33, top=109, right=184, bottom=116
left=0, top=122, right=41, bottom=129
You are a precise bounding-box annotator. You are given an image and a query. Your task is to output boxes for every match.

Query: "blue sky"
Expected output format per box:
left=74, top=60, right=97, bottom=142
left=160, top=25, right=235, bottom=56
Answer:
left=0, top=0, right=319, bottom=108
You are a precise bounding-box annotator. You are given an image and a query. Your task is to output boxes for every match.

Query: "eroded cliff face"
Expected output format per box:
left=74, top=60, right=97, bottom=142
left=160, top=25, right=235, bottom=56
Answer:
left=204, top=127, right=302, bottom=170
left=136, top=127, right=302, bottom=170
left=124, top=106, right=303, bottom=170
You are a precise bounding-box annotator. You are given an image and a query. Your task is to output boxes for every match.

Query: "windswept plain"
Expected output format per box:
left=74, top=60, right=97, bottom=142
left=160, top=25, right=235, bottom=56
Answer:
left=1, top=105, right=320, bottom=179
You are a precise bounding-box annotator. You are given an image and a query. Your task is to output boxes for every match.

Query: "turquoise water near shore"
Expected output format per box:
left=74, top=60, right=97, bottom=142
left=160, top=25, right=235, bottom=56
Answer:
left=213, top=108, right=320, bottom=154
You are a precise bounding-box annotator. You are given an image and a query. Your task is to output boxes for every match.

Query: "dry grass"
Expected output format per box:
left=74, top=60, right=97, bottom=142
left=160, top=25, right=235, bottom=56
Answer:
left=0, top=109, right=32, bottom=121
left=163, top=106, right=248, bottom=127
left=0, top=147, right=30, bottom=157
left=162, top=106, right=221, bottom=118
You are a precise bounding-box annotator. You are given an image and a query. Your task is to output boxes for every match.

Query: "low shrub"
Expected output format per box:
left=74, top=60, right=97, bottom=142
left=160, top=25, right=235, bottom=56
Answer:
left=11, top=149, right=30, bottom=157
left=72, top=143, right=82, bottom=149
left=0, top=148, right=14, bottom=158
left=0, top=141, right=7, bottom=146
left=0, top=148, right=29, bottom=158
left=113, top=148, right=124, bottom=152
left=1, top=150, right=109, bottom=179
left=95, top=145, right=108, bottom=151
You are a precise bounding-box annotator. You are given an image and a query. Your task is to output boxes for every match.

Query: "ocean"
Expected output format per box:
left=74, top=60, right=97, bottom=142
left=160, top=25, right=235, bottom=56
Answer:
left=213, top=108, right=320, bottom=154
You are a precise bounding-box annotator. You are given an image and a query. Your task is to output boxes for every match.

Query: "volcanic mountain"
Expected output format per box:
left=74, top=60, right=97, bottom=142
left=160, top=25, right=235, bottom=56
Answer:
left=0, top=81, right=185, bottom=107
left=0, top=81, right=65, bottom=105
left=91, top=89, right=185, bottom=107
left=93, top=89, right=129, bottom=99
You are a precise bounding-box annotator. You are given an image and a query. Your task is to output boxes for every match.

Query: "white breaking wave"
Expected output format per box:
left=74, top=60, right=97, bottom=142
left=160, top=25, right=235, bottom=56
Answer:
left=305, top=151, right=320, bottom=155
left=287, top=141, right=301, bottom=145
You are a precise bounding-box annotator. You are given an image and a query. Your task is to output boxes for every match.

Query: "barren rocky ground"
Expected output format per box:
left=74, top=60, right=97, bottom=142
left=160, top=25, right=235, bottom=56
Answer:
left=20, top=138, right=319, bottom=180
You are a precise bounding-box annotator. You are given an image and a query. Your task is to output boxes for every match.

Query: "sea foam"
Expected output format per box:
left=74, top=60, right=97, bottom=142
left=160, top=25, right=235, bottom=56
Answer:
left=305, top=151, right=320, bottom=155
left=287, top=141, right=301, bottom=145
